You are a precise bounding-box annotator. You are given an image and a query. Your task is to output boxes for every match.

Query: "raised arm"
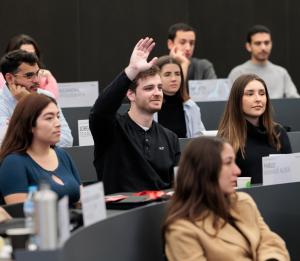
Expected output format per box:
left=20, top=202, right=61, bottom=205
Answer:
left=89, top=37, right=157, bottom=140
left=125, top=37, right=157, bottom=80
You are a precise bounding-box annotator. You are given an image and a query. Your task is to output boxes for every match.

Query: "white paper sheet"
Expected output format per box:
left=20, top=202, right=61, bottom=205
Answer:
left=78, top=119, right=94, bottom=146
left=263, top=153, right=300, bottom=185
left=58, top=81, right=99, bottom=108
left=81, top=182, right=106, bottom=227
left=189, top=79, right=230, bottom=102
left=58, top=196, right=70, bottom=245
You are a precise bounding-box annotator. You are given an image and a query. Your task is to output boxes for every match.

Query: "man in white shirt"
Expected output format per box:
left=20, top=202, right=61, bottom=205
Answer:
left=0, top=50, right=73, bottom=147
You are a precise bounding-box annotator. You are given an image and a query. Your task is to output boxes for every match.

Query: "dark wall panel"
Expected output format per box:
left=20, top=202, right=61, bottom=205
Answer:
left=189, top=0, right=253, bottom=77
left=287, top=0, right=300, bottom=89
left=189, top=0, right=290, bottom=78
left=0, top=0, right=299, bottom=92
left=0, top=0, right=79, bottom=82
left=78, top=0, right=188, bottom=87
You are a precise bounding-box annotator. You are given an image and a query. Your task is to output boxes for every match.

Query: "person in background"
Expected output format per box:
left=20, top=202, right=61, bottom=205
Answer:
left=163, top=136, right=290, bottom=261
left=228, top=25, right=299, bottom=98
left=167, top=22, right=217, bottom=82
left=155, top=55, right=205, bottom=138
left=0, top=34, right=59, bottom=99
left=89, top=37, right=180, bottom=194
left=0, top=93, right=80, bottom=206
left=218, top=74, right=291, bottom=184
left=0, top=50, right=73, bottom=147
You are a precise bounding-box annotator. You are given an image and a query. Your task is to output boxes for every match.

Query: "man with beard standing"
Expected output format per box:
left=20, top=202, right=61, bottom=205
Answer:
left=0, top=50, right=73, bottom=147
left=228, top=24, right=299, bottom=98
left=89, top=37, right=180, bottom=194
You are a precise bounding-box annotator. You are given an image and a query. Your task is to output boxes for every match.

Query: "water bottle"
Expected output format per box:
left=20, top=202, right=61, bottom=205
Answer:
left=23, top=185, right=38, bottom=250
left=34, top=183, right=58, bottom=250
left=23, top=186, right=37, bottom=232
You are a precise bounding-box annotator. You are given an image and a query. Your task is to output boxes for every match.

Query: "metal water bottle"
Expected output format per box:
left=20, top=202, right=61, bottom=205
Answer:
left=34, top=183, right=58, bottom=250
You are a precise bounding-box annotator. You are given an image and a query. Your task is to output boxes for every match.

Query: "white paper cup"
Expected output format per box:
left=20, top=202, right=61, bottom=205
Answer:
left=237, top=177, right=251, bottom=188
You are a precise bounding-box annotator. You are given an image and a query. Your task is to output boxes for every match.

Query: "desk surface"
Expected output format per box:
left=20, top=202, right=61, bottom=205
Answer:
left=15, top=182, right=300, bottom=261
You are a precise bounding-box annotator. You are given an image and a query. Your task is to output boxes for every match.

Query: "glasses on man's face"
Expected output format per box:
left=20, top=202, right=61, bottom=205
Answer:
left=13, top=69, right=40, bottom=80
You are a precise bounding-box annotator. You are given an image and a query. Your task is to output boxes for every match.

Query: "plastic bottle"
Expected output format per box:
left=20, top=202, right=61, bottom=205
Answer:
left=23, top=186, right=37, bottom=232
left=34, top=183, right=58, bottom=250
left=23, top=185, right=38, bottom=250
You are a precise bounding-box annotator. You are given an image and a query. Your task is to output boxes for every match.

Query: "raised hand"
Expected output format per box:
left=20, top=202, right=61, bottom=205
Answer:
left=125, top=37, right=157, bottom=80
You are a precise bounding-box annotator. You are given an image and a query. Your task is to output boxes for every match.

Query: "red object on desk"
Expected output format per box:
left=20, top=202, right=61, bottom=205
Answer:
left=105, top=195, right=128, bottom=202
left=133, top=190, right=166, bottom=200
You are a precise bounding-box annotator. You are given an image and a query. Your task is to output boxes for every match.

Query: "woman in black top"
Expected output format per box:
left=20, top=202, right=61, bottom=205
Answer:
left=218, top=74, right=291, bottom=184
left=155, top=55, right=205, bottom=138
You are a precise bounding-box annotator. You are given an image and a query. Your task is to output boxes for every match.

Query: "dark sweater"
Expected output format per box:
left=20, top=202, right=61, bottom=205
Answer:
left=188, top=58, right=217, bottom=80
left=89, top=72, right=180, bottom=194
left=158, top=94, right=187, bottom=138
left=236, top=121, right=292, bottom=184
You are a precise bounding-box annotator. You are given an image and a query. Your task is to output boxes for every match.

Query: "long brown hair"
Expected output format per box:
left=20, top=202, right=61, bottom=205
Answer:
left=0, top=93, right=57, bottom=162
left=156, top=55, right=190, bottom=102
left=163, top=137, right=235, bottom=236
left=5, top=34, right=44, bottom=68
left=218, top=74, right=281, bottom=156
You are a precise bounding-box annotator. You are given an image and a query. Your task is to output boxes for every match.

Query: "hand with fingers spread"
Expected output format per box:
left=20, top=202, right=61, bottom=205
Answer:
left=125, top=37, right=158, bottom=80
left=9, top=83, right=30, bottom=101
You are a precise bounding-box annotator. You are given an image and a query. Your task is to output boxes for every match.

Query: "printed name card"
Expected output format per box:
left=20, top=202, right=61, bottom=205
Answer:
left=262, top=153, right=300, bottom=185
left=78, top=119, right=94, bottom=146
left=58, top=196, right=70, bottom=245
left=189, top=79, right=230, bottom=102
left=81, top=182, right=107, bottom=227
left=58, top=81, right=99, bottom=108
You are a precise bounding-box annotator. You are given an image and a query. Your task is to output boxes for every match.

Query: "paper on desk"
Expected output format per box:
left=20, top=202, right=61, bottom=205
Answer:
left=78, top=119, right=94, bottom=146
left=263, top=153, right=300, bottom=185
left=81, top=182, right=106, bottom=227
left=58, top=81, right=99, bottom=108
left=189, top=79, right=230, bottom=102
left=58, top=196, right=70, bottom=245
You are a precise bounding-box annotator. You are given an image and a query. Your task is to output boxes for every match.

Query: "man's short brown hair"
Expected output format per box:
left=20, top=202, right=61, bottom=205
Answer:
left=128, top=65, right=160, bottom=91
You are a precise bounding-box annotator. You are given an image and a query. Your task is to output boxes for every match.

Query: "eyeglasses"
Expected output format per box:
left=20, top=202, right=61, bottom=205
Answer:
left=13, top=69, right=40, bottom=80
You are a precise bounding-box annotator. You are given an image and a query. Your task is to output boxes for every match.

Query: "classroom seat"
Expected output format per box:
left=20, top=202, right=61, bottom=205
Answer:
left=287, top=131, right=300, bottom=152
left=63, top=146, right=97, bottom=184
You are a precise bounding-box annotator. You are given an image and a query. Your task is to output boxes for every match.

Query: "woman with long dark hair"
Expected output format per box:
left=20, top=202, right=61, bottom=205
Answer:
left=218, top=74, right=291, bottom=184
left=163, top=137, right=289, bottom=260
left=155, top=55, right=205, bottom=138
left=0, top=93, right=80, bottom=205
